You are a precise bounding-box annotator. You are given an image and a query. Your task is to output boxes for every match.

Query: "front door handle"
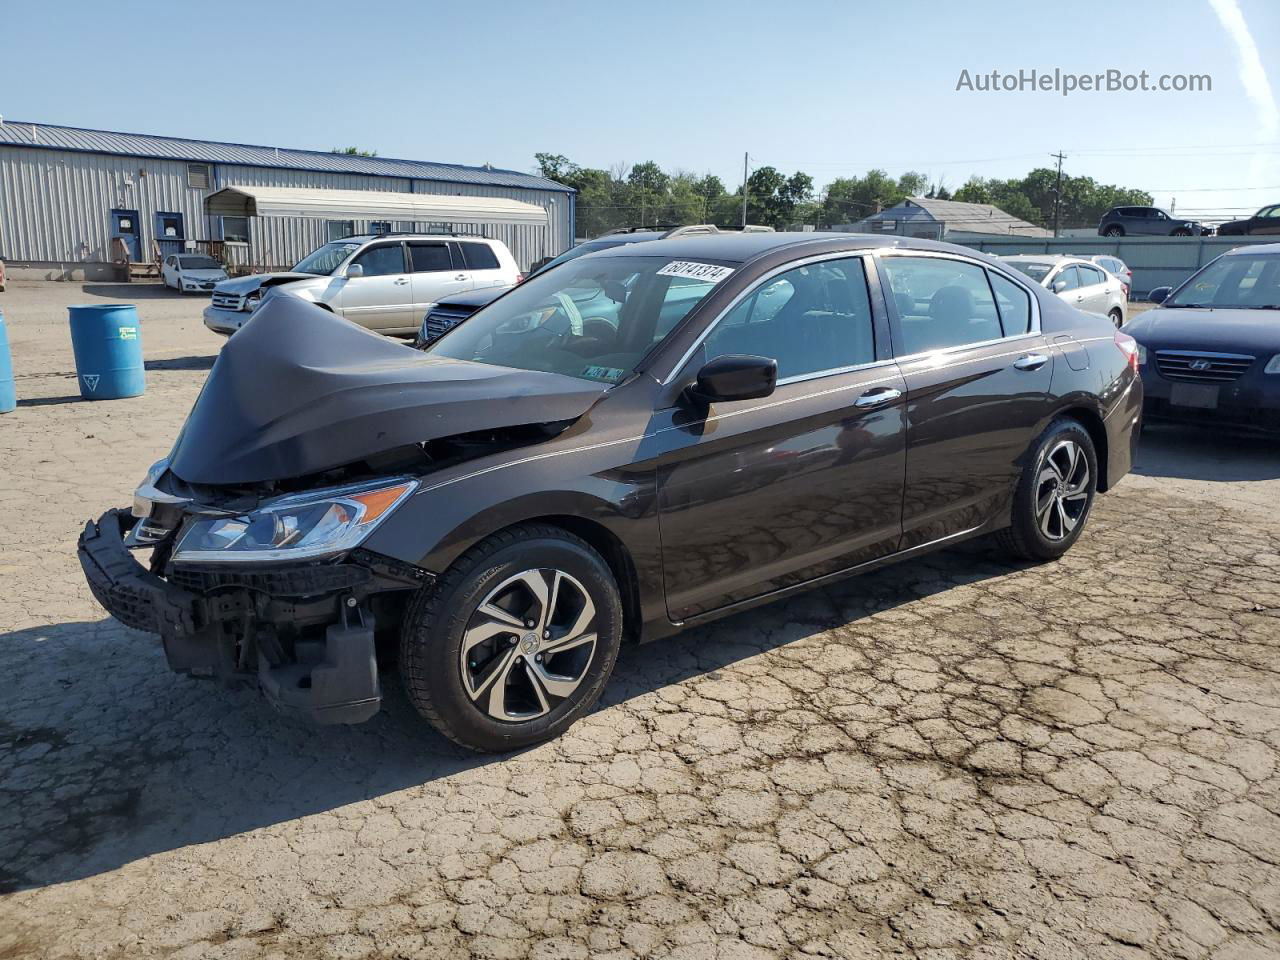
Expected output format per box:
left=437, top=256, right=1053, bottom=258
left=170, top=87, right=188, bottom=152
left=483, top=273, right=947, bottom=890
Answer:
left=394, top=277, right=409, bottom=285
left=1013, top=353, right=1049, bottom=371
left=854, top=387, right=902, bottom=408
left=455, top=273, right=468, bottom=281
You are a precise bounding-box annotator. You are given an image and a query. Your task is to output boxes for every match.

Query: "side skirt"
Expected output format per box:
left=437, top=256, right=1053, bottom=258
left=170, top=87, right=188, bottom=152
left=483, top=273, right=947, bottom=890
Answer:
left=639, top=514, right=1009, bottom=642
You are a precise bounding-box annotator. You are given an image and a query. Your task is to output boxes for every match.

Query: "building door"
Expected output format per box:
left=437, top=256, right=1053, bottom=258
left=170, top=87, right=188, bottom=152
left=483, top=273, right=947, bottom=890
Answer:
left=111, top=209, right=141, bottom=261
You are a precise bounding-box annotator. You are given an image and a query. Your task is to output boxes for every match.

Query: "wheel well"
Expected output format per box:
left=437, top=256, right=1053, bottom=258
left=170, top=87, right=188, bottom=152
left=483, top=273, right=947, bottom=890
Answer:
left=523, top=515, right=642, bottom=643
left=1057, top=407, right=1110, bottom=491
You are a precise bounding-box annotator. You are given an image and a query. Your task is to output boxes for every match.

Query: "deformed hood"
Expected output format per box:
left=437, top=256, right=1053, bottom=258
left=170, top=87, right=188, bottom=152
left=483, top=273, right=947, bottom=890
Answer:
left=170, top=294, right=608, bottom=485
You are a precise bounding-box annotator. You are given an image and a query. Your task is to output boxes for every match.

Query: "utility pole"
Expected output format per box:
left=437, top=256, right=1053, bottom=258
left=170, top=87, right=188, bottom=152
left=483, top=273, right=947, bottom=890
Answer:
left=741, top=152, right=749, bottom=228
left=1170, top=197, right=1177, bottom=215
left=1051, top=151, right=1066, bottom=238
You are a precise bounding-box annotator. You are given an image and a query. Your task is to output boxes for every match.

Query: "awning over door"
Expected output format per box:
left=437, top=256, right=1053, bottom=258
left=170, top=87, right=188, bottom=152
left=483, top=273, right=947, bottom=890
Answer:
left=204, top=185, right=548, bottom=225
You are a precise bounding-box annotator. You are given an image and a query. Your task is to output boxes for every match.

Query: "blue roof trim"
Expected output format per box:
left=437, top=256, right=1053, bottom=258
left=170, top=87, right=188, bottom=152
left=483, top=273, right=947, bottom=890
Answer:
left=0, top=121, right=574, bottom=194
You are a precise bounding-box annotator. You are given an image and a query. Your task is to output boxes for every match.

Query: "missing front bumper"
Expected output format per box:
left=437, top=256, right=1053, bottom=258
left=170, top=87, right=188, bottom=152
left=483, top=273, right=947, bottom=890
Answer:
left=77, top=507, right=393, bottom=725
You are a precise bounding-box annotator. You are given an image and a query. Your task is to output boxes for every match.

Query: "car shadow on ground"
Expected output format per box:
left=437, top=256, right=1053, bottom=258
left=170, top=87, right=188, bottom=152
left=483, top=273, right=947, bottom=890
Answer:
left=0, top=541, right=1023, bottom=893
left=80, top=283, right=192, bottom=301
left=145, top=355, right=216, bottom=372
left=1134, top=422, right=1280, bottom=482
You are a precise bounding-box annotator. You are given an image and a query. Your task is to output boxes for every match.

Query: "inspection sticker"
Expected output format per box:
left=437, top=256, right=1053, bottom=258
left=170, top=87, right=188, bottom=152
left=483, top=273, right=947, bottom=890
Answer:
left=656, top=261, right=735, bottom=284
left=582, top=365, right=626, bottom=383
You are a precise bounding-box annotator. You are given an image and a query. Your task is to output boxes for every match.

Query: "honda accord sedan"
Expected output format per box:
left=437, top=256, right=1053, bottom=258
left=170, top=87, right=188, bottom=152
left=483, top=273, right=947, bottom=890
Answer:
left=79, top=233, right=1142, bottom=751
left=1129, top=243, right=1280, bottom=432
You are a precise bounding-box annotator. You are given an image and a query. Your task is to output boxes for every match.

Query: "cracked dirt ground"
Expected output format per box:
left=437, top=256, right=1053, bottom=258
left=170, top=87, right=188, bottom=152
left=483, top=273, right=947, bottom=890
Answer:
left=2, top=284, right=1279, bottom=959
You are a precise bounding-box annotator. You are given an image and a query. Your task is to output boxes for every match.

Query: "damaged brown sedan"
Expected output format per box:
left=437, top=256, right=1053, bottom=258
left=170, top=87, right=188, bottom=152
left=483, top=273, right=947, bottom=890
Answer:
left=80, top=233, right=1142, bottom=751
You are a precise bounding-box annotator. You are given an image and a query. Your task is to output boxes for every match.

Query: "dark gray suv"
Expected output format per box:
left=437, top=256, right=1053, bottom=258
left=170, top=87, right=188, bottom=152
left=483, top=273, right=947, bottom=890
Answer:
left=1098, top=206, right=1210, bottom=238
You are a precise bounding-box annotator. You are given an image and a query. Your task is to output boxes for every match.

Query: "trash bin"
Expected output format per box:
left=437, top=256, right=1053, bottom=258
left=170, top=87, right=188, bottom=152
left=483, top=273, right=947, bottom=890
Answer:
left=0, top=308, right=15, bottom=413
left=68, top=304, right=145, bottom=400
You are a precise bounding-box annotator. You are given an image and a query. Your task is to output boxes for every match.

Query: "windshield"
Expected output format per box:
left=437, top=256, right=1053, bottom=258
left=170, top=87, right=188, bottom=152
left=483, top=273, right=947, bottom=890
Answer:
left=1168, top=254, right=1280, bottom=309
left=291, top=241, right=362, bottom=276
left=426, top=254, right=733, bottom=382
left=179, top=255, right=222, bottom=270
left=531, top=240, right=625, bottom=277
left=1006, top=261, right=1054, bottom=283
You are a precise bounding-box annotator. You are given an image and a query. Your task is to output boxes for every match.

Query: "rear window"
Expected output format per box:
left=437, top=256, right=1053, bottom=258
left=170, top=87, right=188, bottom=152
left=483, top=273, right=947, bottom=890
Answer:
left=459, top=243, right=500, bottom=270
left=1006, top=261, right=1053, bottom=283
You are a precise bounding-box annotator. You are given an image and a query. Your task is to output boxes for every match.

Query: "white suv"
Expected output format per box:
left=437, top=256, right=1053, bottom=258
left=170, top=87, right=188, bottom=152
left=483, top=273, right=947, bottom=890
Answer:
left=204, top=234, right=521, bottom=337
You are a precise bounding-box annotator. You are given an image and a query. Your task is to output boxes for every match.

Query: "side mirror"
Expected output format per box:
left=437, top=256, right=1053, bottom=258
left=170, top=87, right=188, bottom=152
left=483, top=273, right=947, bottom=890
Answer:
left=1148, top=286, right=1172, bottom=304
left=1052, top=279, right=1068, bottom=294
left=346, top=263, right=364, bottom=279
left=689, top=355, right=777, bottom=404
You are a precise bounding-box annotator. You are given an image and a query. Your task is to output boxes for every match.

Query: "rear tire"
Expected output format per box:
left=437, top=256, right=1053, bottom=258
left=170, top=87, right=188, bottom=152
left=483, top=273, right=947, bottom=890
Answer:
left=400, top=524, right=623, bottom=752
left=1108, top=308, right=1123, bottom=328
left=1171, top=228, right=1191, bottom=237
left=1103, top=226, right=1124, bottom=237
left=997, top=418, right=1098, bottom=562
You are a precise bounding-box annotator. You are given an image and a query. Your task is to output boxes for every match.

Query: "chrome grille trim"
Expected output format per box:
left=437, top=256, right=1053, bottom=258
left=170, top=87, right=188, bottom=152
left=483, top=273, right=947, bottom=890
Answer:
left=1154, top=350, right=1254, bottom=383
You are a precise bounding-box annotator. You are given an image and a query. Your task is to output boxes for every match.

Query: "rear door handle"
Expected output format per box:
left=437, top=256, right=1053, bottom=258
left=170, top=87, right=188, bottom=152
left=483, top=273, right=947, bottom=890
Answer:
left=394, top=277, right=409, bottom=285
left=1013, top=353, right=1049, bottom=371
left=854, top=387, right=902, bottom=408
left=455, top=273, right=468, bottom=281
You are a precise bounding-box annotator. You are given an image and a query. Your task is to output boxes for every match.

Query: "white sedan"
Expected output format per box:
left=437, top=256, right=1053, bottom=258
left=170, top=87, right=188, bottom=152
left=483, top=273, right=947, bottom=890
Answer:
left=161, top=254, right=228, bottom=294
left=1001, top=255, right=1127, bottom=327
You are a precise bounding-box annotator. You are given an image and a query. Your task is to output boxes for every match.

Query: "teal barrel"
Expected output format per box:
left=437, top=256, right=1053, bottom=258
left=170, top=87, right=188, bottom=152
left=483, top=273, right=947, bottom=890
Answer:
left=0, top=308, right=14, bottom=413
left=68, top=304, right=145, bottom=400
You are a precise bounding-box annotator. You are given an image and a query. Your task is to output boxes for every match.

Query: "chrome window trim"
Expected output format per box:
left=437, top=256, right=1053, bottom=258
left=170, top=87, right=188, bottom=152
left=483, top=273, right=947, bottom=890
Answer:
left=873, top=248, right=1044, bottom=352
left=775, top=357, right=898, bottom=387
left=660, top=249, right=879, bottom=386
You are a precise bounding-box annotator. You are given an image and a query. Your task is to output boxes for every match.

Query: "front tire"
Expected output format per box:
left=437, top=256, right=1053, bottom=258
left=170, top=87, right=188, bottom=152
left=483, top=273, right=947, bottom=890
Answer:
left=400, top=524, right=623, bottom=752
left=997, top=419, right=1098, bottom=562
left=1171, top=228, right=1192, bottom=237
left=1103, top=225, right=1124, bottom=237
left=1108, top=308, right=1124, bottom=328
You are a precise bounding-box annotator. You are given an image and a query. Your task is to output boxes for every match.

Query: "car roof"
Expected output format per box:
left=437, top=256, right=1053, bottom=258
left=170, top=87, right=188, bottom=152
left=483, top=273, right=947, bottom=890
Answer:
left=1225, top=242, right=1280, bottom=255
left=339, top=234, right=493, bottom=244
left=584, top=231, right=969, bottom=265
left=1002, top=254, right=1081, bottom=264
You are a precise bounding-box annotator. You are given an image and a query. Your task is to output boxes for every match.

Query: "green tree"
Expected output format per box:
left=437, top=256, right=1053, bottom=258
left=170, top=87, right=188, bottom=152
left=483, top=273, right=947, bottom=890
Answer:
left=331, top=146, right=377, bottom=157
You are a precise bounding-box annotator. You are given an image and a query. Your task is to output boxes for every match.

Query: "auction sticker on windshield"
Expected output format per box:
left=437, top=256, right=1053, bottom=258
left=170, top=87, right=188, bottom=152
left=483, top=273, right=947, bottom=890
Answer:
left=657, top=261, right=735, bottom=284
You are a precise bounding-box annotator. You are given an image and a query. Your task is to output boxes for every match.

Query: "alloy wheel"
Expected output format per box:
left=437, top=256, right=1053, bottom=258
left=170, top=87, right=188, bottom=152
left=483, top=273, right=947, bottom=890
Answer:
left=459, top=568, right=598, bottom=722
left=1035, top=439, right=1090, bottom=541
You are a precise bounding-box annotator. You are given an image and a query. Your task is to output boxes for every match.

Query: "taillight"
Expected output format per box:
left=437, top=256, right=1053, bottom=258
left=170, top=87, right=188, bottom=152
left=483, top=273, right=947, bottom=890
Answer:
left=515, top=273, right=525, bottom=284
left=1114, top=330, right=1139, bottom=372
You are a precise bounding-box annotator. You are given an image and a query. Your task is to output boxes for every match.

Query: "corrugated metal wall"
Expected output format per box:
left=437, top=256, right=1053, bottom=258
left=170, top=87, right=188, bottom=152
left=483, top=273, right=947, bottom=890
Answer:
left=0, top=146, right=572, bottom=272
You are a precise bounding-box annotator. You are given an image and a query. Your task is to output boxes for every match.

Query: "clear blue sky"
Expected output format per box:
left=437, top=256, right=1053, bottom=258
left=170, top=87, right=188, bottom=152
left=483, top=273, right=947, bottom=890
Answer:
left=2, top=0, right=1276, bottom=221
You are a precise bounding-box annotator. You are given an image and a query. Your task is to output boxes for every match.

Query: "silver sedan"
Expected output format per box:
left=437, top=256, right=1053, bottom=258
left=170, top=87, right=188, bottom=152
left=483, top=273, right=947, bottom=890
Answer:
left=1002, top=255, right=1128, bottom=327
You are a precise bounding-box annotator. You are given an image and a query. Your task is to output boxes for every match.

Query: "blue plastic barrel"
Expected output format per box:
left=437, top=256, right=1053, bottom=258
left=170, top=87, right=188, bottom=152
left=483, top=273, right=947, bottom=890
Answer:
left=68, top=304, right=145, bottom=400
left=0, top=308, right=15, bottom=413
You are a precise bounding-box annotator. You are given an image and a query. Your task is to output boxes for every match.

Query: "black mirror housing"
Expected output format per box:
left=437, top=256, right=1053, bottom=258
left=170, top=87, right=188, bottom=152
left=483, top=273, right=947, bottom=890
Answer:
left=1148, top=286, right=1172, bottom=304
left=690, top=354, right=777, bottom=404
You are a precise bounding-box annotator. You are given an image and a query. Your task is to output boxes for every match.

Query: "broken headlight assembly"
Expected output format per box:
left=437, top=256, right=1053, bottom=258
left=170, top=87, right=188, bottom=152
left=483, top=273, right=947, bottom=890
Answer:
left=172, top=478, right=417, bottom=563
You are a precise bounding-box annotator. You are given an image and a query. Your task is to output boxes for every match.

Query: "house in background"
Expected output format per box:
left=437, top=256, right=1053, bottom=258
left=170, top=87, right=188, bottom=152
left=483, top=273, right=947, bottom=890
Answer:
left=836, top=197, right=1052, bottom=240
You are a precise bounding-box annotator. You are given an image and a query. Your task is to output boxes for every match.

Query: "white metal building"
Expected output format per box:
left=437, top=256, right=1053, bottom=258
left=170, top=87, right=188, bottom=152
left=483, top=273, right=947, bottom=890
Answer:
left=0, top=121, right=574, bottom=279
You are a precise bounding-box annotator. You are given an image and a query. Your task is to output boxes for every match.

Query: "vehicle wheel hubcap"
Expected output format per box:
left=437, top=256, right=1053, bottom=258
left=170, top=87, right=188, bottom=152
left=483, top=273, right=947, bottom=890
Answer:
left=1035, top=439, right=1090, bottom=542
left=460, top=568, right=597, bottom=722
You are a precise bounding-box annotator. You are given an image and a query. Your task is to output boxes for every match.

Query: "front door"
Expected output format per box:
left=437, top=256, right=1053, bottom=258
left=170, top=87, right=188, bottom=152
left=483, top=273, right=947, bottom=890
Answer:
left=111, top=209, right=141, bottom=261
left=876, top=253, right=1054, bottom=547
left=1253, top=205, right=1280, bottom=235
left=657, top=255, right=907, bottom=621
left=335, top=241, right=412, bottom=331
left=408, top=240, right=472, bottom=325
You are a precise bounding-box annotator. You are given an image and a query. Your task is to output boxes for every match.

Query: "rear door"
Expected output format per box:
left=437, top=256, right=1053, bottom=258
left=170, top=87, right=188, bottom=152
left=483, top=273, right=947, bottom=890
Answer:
left=1074, top=263, right=1112, bottom=313
left=336, top=242, right=411, bottom=331
left=876, top=252, right=1054, bottom=547
left=455, top=241, right=509, bottom=291
left=656, top=254, right=907, bottom=620
left=409, top=241, right=472, bottom=327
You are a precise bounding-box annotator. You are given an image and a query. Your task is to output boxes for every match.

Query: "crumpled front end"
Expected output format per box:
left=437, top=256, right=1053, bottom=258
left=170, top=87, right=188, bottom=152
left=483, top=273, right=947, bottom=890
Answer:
left=78, top=503, right=430, bottom=725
